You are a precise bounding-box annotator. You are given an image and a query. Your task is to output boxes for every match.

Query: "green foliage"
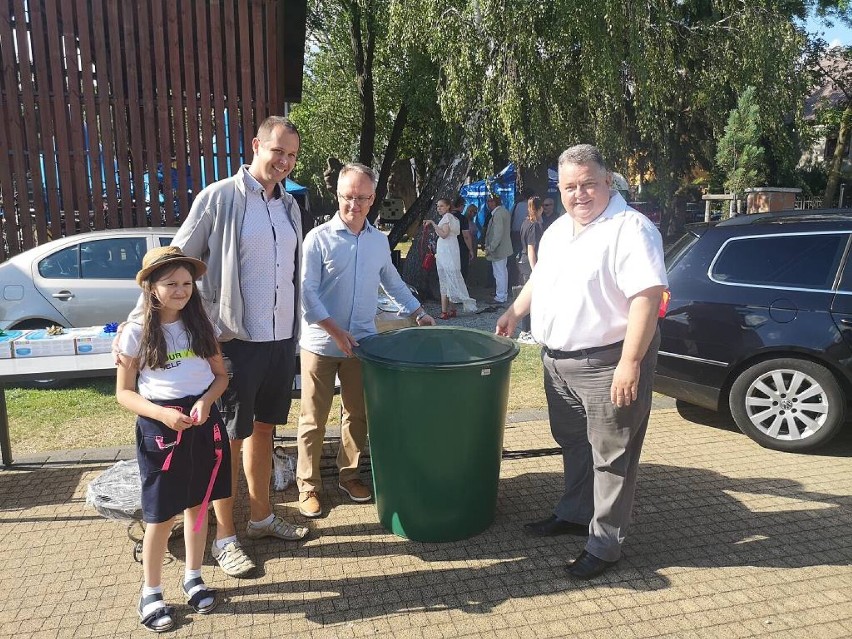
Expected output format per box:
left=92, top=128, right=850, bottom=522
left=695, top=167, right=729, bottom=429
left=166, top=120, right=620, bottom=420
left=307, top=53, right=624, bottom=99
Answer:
left=716, top=86, right=768, bottom=192
left=290, top=1, right=852, bottom=208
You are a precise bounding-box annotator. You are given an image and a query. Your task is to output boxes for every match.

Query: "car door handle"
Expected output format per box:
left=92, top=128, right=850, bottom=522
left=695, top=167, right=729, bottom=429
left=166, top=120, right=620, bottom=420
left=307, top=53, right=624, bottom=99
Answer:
left=51, top=291, right=75, bottom=301
left=841, top=318, right=852, bottom=326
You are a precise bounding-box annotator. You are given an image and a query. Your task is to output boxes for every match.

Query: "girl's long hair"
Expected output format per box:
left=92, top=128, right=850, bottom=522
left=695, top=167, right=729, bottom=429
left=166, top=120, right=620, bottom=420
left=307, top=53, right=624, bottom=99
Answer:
left=138, top=262, right=218, bottom=369
left=527, top=196, right=543, bottom=222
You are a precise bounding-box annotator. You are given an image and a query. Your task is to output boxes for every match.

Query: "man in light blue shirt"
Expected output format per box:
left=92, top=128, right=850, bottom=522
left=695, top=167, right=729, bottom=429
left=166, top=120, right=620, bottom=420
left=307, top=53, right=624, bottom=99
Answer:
left=296, top=163, right=435, bottom=518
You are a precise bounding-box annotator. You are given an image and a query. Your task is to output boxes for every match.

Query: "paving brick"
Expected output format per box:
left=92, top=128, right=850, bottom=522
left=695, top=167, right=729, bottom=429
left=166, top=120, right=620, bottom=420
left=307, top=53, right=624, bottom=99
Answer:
left=2, top=412, right=852, bottom=638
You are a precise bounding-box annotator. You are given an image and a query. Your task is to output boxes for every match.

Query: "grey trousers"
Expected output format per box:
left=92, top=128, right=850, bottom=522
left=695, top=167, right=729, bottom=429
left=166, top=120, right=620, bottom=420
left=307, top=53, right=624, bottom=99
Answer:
left=542, top=330, right=660, bottom=562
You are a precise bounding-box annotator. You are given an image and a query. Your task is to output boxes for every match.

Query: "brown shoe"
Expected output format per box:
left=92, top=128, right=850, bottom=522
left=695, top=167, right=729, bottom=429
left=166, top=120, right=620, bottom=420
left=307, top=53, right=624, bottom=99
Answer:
left=298, top=491, right=322, bottom=518
left=338, top=479, right=372, bottom=503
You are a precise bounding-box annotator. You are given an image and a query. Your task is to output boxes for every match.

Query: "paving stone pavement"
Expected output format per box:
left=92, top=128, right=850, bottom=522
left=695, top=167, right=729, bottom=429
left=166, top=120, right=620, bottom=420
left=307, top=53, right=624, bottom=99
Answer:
left=1, top=403, right=851, bottom=638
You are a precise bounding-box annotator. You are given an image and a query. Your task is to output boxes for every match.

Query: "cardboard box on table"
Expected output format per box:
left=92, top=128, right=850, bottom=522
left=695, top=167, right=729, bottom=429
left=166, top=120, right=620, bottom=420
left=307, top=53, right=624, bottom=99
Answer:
left=12, top=329, right=77, bottom=357
left=0, top=330, right=27, bottom=359
left=74, top=328, right=116, bottom=355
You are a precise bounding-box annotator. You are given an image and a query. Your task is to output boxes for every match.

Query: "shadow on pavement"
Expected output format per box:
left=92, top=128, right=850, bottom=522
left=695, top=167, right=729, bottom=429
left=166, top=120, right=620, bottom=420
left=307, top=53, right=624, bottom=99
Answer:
left=220, top=464, right=851, bottom=623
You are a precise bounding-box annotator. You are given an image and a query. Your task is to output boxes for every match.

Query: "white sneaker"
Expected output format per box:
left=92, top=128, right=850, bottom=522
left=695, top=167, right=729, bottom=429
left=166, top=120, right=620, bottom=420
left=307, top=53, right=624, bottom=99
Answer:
left=516, top=331, right=537, bottom=345
left=211, top=539, right=255, bottom=577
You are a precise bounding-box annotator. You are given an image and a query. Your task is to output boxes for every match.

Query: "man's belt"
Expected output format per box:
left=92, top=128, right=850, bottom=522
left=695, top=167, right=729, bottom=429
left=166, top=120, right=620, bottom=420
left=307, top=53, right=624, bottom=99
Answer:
left=543, top=340, right=624, bottom=360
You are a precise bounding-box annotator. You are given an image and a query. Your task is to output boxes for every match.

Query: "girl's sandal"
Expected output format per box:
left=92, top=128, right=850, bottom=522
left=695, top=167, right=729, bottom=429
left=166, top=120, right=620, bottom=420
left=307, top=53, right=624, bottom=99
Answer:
left=138, top=592, right=175, bottom=633
left=182, top=577, right=218, bottom=614
left=439, top=312, right=450, bottom=320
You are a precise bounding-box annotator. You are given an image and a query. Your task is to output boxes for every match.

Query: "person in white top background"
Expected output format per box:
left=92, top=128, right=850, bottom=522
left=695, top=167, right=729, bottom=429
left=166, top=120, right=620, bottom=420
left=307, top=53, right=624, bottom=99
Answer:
left=496, top=144, right=667, bottom=580
left=423, top=198, right=477, bottom=319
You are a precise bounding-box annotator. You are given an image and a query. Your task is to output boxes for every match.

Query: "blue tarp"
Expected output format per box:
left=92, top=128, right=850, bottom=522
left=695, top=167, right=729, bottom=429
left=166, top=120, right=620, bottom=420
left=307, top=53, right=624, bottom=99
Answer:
left=459, top=163, right=558, bottom=242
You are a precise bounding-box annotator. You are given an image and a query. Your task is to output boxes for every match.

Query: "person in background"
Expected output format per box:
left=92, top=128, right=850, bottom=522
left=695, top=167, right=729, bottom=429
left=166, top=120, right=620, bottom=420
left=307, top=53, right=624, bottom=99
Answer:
left=424, top=198, right=478, bottom=319
left=496, top=144, right=666, bottom=580
left=296, top=163, right=436, bottom=519
left=484, top=194, right=514, bottom=304
left=541, top=196, right=559, bottom=234
left=515, top=195, right=543, bottom=345
left=452, top=196, right=474, bottom=280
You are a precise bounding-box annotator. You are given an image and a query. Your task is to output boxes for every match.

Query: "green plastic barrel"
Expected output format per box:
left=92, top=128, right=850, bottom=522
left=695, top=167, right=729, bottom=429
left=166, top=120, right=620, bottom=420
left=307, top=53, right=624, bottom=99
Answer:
left=355, top=326, right=519, bottom=542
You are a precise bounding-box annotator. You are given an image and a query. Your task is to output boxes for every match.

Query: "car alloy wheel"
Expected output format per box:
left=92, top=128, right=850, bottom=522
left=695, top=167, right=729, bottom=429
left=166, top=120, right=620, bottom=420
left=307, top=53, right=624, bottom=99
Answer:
left=729, top=358, right=845, bottom=452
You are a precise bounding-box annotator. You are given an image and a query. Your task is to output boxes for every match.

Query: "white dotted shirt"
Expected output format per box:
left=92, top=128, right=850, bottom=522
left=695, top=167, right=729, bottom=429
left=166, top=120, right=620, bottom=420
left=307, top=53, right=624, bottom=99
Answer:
left=239, top=167, right=299, bottom=341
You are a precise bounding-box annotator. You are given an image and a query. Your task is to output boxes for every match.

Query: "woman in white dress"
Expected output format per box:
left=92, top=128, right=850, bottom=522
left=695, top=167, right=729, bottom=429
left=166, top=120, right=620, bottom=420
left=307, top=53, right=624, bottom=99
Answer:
left=423, top=198, right=478, bottom=319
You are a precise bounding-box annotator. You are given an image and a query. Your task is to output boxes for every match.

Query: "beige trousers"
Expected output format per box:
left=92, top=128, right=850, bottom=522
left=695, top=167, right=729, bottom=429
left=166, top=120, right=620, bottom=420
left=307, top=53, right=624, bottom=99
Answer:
left=296, top=349, right=367, bottom=493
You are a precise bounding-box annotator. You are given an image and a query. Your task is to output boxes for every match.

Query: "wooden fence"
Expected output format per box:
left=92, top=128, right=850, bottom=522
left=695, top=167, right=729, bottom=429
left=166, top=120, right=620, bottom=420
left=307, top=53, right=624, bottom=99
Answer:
left=0, top=0, right=303, bottom=262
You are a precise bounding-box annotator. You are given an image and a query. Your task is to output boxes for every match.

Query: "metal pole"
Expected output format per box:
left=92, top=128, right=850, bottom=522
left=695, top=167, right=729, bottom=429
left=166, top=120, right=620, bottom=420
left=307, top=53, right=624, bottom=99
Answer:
left=0, top=383, right=12, bottom=466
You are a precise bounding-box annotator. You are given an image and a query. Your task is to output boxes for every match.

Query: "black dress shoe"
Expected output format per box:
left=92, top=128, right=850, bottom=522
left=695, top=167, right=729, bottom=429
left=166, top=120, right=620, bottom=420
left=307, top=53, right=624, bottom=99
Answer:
left=524, top=515, right=589, bottom=537
left=566, top=550, right=618, bottom=580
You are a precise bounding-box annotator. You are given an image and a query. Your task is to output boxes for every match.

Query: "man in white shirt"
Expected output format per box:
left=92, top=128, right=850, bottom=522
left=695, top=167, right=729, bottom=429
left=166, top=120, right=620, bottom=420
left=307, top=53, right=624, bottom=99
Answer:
left=496, top=144, right=667, bottom=579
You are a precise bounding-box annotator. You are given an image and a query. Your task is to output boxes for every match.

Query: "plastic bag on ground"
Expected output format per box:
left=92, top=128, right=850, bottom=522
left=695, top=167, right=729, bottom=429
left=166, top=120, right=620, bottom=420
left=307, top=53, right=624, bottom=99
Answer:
left=86, top=459, right=143, bottom=521
left=272, top=446, right=296, bottom=491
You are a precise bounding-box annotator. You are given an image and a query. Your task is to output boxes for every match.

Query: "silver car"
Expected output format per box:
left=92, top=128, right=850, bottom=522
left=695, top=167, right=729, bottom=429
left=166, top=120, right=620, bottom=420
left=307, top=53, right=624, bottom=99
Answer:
left=0, top=228, right=177, bottom=331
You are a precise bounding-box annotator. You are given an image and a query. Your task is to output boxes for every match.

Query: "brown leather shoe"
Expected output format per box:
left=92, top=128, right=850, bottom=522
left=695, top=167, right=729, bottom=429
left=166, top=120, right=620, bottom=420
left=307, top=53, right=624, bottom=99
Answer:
left=338, top=479, right=372, bottom=502
left=298, top=491, right=322, bottom=518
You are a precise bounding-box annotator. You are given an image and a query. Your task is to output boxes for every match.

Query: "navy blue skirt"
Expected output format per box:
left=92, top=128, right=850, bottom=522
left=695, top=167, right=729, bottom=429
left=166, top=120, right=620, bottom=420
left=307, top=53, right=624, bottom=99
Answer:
left=136, top=395, right=232, bottom=524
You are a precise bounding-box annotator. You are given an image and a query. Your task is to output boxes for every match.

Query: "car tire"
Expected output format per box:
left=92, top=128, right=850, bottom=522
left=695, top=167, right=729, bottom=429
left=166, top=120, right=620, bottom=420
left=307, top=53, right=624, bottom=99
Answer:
left=729, top=358, right=845, bottom=452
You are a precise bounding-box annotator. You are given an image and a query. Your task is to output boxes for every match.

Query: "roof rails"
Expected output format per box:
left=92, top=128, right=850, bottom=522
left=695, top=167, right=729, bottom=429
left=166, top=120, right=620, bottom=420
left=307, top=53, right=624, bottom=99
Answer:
left=717, top=209, right=852, bottom=226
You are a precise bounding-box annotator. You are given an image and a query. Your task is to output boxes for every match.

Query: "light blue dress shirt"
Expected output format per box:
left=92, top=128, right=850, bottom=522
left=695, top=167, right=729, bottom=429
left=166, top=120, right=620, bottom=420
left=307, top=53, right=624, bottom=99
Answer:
left=300, top=213, right=421, bottom=357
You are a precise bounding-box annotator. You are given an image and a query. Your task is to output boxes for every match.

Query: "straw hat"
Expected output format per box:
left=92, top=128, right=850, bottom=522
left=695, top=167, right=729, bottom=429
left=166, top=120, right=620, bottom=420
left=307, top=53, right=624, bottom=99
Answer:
left=136, top=246, right=207, bottom=285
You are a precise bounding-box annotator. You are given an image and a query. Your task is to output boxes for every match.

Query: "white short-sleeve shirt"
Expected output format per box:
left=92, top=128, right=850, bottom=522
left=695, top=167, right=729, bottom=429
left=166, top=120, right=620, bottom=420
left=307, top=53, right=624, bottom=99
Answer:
left=530, top=193, right=667, bottom=351
left=118, top=320, right=215, bottom=400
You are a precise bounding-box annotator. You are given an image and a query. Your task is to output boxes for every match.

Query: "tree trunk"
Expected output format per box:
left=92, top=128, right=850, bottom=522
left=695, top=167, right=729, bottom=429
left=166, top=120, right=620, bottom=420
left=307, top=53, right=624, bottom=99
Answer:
left=348, top=1, right=376, bottom=165
left=516, top=162, right=551, bottom=199
left=368, top=103, right=409, bottom=224
left=825, top=102, right=852, bottom=207
left=390, top=154, right=470, bottom=298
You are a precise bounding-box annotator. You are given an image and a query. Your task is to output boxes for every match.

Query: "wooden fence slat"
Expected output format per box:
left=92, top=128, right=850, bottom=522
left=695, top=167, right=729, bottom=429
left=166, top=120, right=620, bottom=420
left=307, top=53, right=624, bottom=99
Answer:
left=0, top=95, right=18, bottom=258
left=165, top=0, right=190, bottom=222
left=209, top=2, right=228, bottom=181
left=252, top=2, right=267, bottom=126
left=150, top=0, right=175, bottom=226
left=106, top=0, right=134, bottom=230
left=90, top=0, right=120, bottom=229
left=0, top=3, right=34, bottom=250
left=24, top=0, right=62, bottom=242
left=223, top=0, right=241, bottom=174
left=135, top=0, right=163, bottom=227
left=266, top=0, right=278, bottom=113
left=122, top=1, right=148, bottom=228
left=75, top=0, right=106, bottom=230
left=63, top=1, right=97, bottom=234
left=12, top=0, right=48, bottom=244
left=181, top=0, right=203, bottom=197
left=196, top=0, right=215, bottom=186
left=0, top=8, right=21, bottom=258
left=43, top=0, right=79, bottom=238
left=238, top=0, right=253, bottom=163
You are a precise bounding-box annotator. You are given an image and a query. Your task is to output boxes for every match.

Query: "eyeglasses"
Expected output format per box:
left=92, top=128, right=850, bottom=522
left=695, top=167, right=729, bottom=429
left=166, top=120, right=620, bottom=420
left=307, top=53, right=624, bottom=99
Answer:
left=337, top=194, right=373, bottom=204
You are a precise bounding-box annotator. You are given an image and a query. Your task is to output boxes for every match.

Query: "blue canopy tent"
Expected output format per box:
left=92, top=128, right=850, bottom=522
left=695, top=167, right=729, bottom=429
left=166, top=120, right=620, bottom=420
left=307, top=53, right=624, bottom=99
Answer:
left=460, top=163, right=558, bottom=242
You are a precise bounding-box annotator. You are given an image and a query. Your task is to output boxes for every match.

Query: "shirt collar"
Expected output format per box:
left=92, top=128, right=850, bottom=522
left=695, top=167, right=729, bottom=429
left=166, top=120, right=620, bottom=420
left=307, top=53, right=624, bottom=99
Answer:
left=240, top=165, right=282, bottom=199
left=331, top=212, right=375, bottom=235
left=586, top=191, right=629, bottom=228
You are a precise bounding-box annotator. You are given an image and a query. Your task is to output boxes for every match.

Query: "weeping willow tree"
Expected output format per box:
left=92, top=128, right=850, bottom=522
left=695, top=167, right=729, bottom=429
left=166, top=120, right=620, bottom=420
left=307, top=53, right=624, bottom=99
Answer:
left=291, top=1, right=851, bottom=235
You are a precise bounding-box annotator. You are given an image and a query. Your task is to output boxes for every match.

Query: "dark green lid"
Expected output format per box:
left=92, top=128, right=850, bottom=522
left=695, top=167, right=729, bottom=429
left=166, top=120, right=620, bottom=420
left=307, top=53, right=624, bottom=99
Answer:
left=354, top=326, right=520, bottom=370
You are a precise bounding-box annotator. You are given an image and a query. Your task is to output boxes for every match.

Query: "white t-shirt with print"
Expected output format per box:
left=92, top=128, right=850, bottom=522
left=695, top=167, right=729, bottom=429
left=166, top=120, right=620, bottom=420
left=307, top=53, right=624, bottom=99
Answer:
left=118, top=320, right=215, bottom=400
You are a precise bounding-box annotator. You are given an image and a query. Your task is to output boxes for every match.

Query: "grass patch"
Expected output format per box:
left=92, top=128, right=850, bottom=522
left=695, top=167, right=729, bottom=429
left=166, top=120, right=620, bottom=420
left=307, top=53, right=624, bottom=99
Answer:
left=7, top=343, right=544, bottom=454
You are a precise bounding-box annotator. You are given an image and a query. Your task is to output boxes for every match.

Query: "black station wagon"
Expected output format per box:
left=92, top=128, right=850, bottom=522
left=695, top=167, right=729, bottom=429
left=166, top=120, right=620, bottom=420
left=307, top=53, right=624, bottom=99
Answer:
left=655, top=210, right=852, bottom=452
